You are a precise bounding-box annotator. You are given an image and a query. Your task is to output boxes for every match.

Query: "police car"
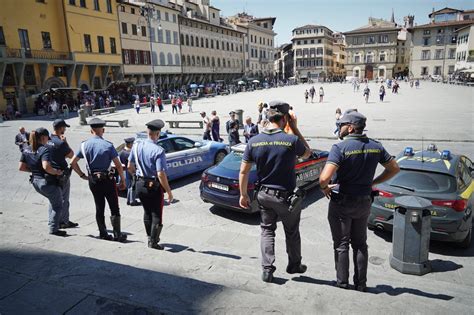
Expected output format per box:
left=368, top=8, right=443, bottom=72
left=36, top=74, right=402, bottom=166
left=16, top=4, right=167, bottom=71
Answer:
left=200, top=143, right=329, bottom=213
left=369, top=144, right=473, bottom=248
left=117, top=132, right=229, bottom=181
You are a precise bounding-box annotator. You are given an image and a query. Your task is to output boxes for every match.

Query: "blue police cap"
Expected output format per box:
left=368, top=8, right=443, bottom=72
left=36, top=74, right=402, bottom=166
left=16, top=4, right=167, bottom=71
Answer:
left=53, top=119, right=70, bottom=128
left=146, top=119, right=165, bottom=131
left=89, top=118, right=106, bottom=128
left=35, top=127, right=49, bottom=137
left=339, top=111, right=366, bottom=126
left=124, top=137, right=135, bottom=143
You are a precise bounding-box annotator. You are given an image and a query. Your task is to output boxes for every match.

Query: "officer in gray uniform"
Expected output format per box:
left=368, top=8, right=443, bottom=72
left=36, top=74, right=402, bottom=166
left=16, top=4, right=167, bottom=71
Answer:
left=70, top=118, right=128, bottom=242
left=128, top=119, right=173, bottom=249
left=319, top=111, right=399, bottom=291
left=239, top=101, right=311, bottom=283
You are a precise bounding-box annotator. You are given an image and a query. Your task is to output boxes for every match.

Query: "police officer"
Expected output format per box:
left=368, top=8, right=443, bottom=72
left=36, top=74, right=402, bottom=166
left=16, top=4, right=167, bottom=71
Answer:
left=128, top=119, right=173, bottom=250
left=70, top=118, right=127, bottom=242
left=119, top=137, right=137, bottom=205
left=239, top=101, right=311, bottom=283
left=48, top=119, right=79, bottom=229
left=319, top=111, right=399, bottom=291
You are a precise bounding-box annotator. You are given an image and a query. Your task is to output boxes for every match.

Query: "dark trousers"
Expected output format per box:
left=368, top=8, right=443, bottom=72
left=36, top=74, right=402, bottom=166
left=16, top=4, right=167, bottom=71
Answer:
left=172, top=105, right=178, bottom=114
left=203, top=130, right=212, bottom=140
left=88, top=177, right=120, bottom=234
left=136, top=180, right=164, bottom=236
left=257, top=190, right=302, bottom=272
left=151, top=104, right=155, bottom=112
left=328, top=195, right=372, bottom=286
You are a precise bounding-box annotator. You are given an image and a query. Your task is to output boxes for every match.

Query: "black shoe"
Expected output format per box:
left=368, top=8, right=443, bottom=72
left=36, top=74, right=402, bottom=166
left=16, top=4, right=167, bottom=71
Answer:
left=99, top=233, right=114, bottom=241
left=51, top=230, right=67, bottom=237
left=60, top=221, right=79, bottom=229
left=335, top=282, right=350, bottom=289
left=262, top=270, right=274, bottom=283
left=286, top=264, right=307, bottom=274
left=355, top=284, right=367, bottom=292
left=148, top=240, right=164, bottom=250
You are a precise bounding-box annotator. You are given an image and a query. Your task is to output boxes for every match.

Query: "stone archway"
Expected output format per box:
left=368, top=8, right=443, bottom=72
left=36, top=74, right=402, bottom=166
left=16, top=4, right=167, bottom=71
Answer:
left=43, top=77, right=66, bottom=89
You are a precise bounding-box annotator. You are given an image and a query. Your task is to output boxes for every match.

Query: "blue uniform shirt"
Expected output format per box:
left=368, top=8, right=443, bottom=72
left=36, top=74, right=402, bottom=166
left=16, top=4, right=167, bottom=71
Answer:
left=47, top=135, right=72, bottom=170
left=75, top=135, right=118, bottom=173
left=327, top=134, right=392, bottom=196
left=129, top=139, right=167, bottom=178
left=20, top=145, right=51, bottom=177
left=243, top=128, right=306, bottom=191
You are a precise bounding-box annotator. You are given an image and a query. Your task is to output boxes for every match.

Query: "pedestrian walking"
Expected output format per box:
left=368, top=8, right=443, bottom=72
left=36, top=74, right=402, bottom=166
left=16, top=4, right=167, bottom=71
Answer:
left=309, top=86, right=315, bottom=103
left=319, top=86, right=325, bottom=103
left=119, top=137, right=137, bottom=206
left=243, top=117, right=258, bottom=143
left=415, top=80, right=420, bottom=89
left=171, top=97, right=178, bottom=114
left=177, top=96, right=183, bottom=114
left=228, top=121, right=241, bottom=146
left=134, top=99, right=140, bottom=114
left=128, top=119, right=174, bottom=250
left=200, top=111, right=212, bottom=140
left=70, top=118, right=127, bottom=242
left=15, top=127, right=30, bottom=152
left=48, top=119, right=78, bottom=229
left=19, top=128, right=66, bottom=236
left=363, top=85, right=370, bottom=103
left=187, top=97, right=193, bottom=113
left=210, top=110, right=221, bottom=142
left=226, top=111, right=240, bottom=143
left=239, top=101, right=311, bottom=283
left=334, top=108, right=342, bottom=135
left=319, top=111, right=399, bottom=291
left=379, top=85, right=385, bottom=102
left=157, top=95, right=163, bottom=112
left=304, top=90, right=309, bottom=103
left=150, top=96, right=156, bottom=113
left=62, top=104, right=69, bottom=119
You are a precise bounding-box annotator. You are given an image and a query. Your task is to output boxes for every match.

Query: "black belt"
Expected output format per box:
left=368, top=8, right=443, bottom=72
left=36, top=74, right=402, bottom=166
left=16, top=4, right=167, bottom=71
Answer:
left=90, top=172, right=112, bottom=180
left=259, top=186, right=290, bottom=199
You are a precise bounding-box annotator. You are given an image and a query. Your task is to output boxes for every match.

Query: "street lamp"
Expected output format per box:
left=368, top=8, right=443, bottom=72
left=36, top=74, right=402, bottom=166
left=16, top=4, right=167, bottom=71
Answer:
left=140, top=4, right=161, bottom=100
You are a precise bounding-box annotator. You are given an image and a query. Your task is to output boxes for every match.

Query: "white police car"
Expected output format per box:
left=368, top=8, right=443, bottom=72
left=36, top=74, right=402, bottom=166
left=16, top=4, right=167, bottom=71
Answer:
left=118, top=132, right=229, bottom=181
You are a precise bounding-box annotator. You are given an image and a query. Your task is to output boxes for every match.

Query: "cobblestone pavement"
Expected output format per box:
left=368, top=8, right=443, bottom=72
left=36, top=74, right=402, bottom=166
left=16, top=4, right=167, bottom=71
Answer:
left=0, top=82, right=473, bottom=314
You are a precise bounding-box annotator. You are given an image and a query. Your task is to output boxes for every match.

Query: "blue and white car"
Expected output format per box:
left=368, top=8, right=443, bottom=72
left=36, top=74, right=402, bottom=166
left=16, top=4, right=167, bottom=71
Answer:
left=117, top=132, right=229, bottom=181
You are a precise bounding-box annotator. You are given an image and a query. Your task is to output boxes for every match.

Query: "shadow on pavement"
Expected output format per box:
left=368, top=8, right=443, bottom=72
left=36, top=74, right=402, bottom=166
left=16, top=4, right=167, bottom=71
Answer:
left=162, top=243, right=242, bottom=260
left=430, top=259, right=463, bottom=273
left=170, top=172, right=202, bottom=190
left=209, top=206, right=260, bottom=226
left=292, top=276, right=454, bottom=300
left=301, top=188, right=325, bottom=210
left=0, top=247, right=223, bottom=313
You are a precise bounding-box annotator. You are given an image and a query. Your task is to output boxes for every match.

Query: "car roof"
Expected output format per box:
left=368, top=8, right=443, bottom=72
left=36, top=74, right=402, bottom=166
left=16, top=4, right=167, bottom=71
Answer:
left=136, top=131, right=177, bottom=140
left=396, top=148, right=460, bottom=176
left=230, top=143, right=247, bottom=153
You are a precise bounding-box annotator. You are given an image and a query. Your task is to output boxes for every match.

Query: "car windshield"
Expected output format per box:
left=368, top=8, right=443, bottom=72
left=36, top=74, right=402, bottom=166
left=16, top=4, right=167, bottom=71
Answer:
left=218, top=152, right=256, bottom=171
left=385, top=169, right=457, bottom=194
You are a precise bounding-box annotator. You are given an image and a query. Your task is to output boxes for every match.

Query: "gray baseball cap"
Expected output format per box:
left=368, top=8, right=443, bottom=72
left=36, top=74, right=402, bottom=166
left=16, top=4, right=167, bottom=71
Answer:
left=339, top=111, right=367, bottom=126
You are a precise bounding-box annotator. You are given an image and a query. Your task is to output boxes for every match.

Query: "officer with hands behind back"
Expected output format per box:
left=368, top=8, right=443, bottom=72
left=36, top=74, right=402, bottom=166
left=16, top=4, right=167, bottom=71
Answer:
left=70, top=118, right=127, bottom=242
left=239, top=101, right=311, bottom=283
left=128, top=119, right=173, bottom=250
left=319, top=110, right=399, bottom=292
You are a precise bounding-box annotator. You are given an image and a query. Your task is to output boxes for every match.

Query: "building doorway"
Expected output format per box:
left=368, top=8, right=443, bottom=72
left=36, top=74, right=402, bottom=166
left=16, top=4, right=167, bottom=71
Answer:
left=366, top=65, right=374, bottom=80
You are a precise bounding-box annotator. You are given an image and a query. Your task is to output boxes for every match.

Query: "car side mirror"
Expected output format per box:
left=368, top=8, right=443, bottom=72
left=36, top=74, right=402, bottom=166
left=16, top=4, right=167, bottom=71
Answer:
left=194, top=142, right=203, bottom=148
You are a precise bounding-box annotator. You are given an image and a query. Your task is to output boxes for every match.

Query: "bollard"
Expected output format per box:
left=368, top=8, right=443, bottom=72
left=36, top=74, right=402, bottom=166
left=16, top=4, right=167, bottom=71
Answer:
left=390, top=196, right=432, bottom=275
left=234, top=109, right=244, bottom=128
left=78, top=108, right=87, bottom=125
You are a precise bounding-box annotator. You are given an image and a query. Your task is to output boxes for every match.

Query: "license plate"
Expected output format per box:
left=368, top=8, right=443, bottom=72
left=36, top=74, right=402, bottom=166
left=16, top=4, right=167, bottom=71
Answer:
left=210, top=182, right=229, bottom=191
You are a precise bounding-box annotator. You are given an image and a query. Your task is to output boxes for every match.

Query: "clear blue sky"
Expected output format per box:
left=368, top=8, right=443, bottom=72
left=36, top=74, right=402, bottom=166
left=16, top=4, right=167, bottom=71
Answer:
left=212, top=0, right=473, bottom=45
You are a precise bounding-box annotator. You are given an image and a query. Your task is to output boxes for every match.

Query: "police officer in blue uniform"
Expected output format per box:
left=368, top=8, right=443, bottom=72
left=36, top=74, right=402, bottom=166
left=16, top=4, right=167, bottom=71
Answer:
left=48, top=119, right=79, bottom=229
left=19, top=128, right=67, bottom=236
left=239, top=101, right=311, bottom=283
left=119, top=137, right=137, bottom=205
left=319, top=111, right=399, bottom=291
left=128, top=119, right=173, bottom=250
left=70, top=118, right=128, bottom=242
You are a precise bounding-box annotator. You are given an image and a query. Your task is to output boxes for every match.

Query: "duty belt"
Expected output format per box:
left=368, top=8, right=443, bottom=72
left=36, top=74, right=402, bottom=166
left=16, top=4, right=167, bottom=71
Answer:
left=90, top=171, right=112, bottom=180
left=259, top=186, right=290, bottom=199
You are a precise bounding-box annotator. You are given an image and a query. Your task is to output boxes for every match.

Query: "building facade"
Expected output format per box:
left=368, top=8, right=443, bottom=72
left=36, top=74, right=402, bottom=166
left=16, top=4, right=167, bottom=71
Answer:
left=455, top=25, right=474, bottom=70
left=291, top=24, right=335, bottom=81
left=332, top=32, right=346, bottom=78
left=344, top=17, right=410, bottom=80
left=170, top=0, right=244, bottom=84
left=409, top=7, right=474, bottom=79
left=227, top=13, right=276, bottom=79
left=274, top=43, right=293, bottom=80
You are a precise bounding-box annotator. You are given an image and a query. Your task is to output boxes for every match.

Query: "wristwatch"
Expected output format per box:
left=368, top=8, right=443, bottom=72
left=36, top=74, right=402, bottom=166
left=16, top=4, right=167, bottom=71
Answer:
left=80, top=173, right=88, bottom=179
left=320, top=184, right=328, bottom=190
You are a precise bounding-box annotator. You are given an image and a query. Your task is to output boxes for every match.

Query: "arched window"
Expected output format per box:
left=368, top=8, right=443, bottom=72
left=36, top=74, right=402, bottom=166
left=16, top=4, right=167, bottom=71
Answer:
left=216, top=41, right=220, bottom=50
left=196, top=56, right=201, bottom=66
left=186, top=55, right=191, bottom=66
left=211, top=57, right=215, bottom=67
left=217, top=58, right=221, bottom=67
left=152, top=52, right=158, bottom=66
left=191, top=56, right=195, bottom=66
left=180, top=34, right=184, bottom=45
left=206, top=38, right=209, bottom=48
left=159, top=52, right=165, bottom=65
left=201, top=37, right=204, bottom=47
left=181, top=54, right=186, bottom=65
left=223, top=59, right=226, bottom=67
left=167, top=53, right=173, bottom=65
left=185, top=35, right=189, bottom=46
left=226, top=42, right=230, bottom=51
left=201, top=56, right=205, bottom=67
left=196, top=36, right=199, bottom=47
left=190, top=36, right=194, bottom=46
left=175, top=54, right=180, bottom=65
left=207, top=57, right=210, bottom=67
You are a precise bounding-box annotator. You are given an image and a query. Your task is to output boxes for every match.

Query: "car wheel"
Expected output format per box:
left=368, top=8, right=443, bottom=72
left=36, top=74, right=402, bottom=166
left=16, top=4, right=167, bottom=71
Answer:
left=457, top=227, right=472, bottom=249
left=214, top=150, right=227, bottom=164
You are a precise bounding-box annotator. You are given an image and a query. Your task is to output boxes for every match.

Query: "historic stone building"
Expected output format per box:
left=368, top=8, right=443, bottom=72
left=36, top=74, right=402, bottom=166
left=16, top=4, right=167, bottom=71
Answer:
left=455, top=24, right=474, bottom=71
left=170, top=0, right=244, bottom=85
left=332, top=32, right=346, bottom=78
left=291, top=24, right=335, bottom=81
left=274, top=43, right=293, bottom=80
left=344, top=14, right=412, bottom=80
left=409, top=7, right=474, bottom=79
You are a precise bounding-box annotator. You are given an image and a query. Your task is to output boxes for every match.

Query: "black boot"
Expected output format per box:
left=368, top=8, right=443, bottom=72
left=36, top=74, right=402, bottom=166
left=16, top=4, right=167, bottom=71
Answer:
left=110, top=216, right=127, bottom=242
left=148, top=224, right=163, bottom=250
left=97, top=216, right=113, bottom=240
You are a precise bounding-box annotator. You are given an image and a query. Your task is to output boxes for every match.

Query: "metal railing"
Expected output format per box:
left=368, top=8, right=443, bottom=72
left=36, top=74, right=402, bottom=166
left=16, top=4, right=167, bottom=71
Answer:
left=2, top=48, right=72, bottom=60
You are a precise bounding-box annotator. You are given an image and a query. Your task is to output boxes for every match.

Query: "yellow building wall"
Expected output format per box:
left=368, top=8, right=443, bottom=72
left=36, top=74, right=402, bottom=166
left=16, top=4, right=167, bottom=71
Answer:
left=0, top=0, right=69, bottom=52
left=63, top=0, right=122, bottom=64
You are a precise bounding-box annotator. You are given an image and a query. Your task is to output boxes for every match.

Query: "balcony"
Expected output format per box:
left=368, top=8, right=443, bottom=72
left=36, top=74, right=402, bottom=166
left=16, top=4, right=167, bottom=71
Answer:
left=1, top=48, right=72, bottom=61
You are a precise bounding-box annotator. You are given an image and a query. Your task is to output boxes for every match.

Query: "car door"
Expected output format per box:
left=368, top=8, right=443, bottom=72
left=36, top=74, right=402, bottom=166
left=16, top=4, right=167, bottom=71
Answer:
left=170, top=137, right=204, bottom=175
left=156, top=139, right=179, bottom=180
